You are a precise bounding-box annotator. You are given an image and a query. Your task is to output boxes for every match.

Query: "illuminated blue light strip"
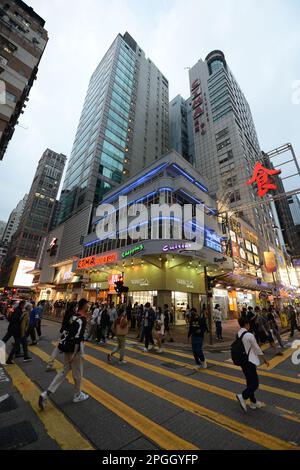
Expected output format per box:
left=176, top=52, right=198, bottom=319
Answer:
left=101, top=162, right=169, bottom=205
left=171, top=164, right=209, bottom=193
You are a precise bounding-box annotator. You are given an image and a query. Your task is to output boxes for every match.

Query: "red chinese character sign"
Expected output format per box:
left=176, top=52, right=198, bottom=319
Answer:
left=246, top=163, right=281, bottom=198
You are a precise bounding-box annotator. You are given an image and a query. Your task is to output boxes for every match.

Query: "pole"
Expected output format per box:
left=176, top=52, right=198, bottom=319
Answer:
left=272, top=272, right=279, bottom=311
left=204, top=265, right=213, bottom=345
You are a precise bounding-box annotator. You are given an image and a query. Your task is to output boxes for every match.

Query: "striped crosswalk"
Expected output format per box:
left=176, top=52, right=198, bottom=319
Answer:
left=2, top=322, right=300, bottom=451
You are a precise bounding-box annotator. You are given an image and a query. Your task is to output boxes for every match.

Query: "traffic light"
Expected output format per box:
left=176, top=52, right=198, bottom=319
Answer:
left=114, top=280, right=124, bottom=294
left=207, top=276, right=216, bottom=290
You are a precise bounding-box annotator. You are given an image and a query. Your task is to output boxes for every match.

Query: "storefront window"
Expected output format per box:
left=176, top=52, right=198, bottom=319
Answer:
left=129, top=291, right=157, bottom=307
left=172, top=292, right=191, bottom=325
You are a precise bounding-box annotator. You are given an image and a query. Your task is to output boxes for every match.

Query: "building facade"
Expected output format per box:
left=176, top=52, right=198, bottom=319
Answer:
left=1, top=193, right=27, bottom=244
left=0, top=149, right=66, bottom=287
left=0, top=0, right=48, bottom=160
left=169, top=95, right=194, bottom=164
left=58, top=31, right=169, bottom=225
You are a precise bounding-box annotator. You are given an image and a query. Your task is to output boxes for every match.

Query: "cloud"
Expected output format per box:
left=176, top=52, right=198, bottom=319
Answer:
left=0, top=0, right=299, bottom=221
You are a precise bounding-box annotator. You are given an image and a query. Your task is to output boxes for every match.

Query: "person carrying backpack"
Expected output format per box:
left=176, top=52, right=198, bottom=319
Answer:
left=107, top=308, right=128, bottom=364
left=39, top=299, right=89, bottom=409
left=188, top=308, right=209, bottom=369
left=233, top=316, right=269, bottom=413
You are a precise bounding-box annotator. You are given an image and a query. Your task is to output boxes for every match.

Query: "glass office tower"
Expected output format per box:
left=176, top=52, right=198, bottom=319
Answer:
left=59, top=32, right=169, bottom=224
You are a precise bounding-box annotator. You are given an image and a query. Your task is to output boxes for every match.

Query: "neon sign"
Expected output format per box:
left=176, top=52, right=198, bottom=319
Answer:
left=121, top=244, right=144, bottom=259
left=246, top=163, right=281, bottom=198
left=77, top=253, right=118, bottom=269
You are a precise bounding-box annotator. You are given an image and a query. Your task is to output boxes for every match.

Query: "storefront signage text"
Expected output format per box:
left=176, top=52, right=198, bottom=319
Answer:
left=122, top=244, right=144, bottom=259
left=163, top=243, right=192, bottom=252
left=78, top=253, right=118, bottom=270
left=246, top=163, right=281, bottom=198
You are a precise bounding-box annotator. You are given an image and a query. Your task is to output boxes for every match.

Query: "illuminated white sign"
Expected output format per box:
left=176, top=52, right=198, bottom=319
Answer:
left=13, top=260, right=35, bottom=287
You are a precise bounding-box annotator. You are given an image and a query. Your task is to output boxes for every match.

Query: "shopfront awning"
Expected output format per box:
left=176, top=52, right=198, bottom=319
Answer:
left=217, top=273, right=274, bottom=293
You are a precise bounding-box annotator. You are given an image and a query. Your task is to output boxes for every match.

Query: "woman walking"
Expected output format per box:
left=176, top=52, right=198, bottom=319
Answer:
left=154, top=307, right=165, bottom=353
left=188, top=308, right=208, bottom=370
left=46, top=301, right=77, bottom=372
left=107, top=308, right=128, bottom=365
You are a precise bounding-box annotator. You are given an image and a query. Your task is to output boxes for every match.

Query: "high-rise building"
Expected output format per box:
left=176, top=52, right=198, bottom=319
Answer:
left=188, top=50, right=276, bottom=247
left=169, top=95, right=194, bottom=164
left=0, top=219, right=6, bottom=239
left=58, top=32, right=169, bottom=224
left=0, top=149, right=66, bottom=287
left=0, top=0, right=48, bottom=160
left=288, top=195, right=300, bottom=226
left=1, top=193, right=27, bottom=244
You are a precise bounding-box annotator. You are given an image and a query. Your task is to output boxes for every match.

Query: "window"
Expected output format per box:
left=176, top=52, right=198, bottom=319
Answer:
left=6, top=91, right=17, bottom=103
left=215, top=128, right=229, bottom=140
left=217, top=138, right=231, bottom=151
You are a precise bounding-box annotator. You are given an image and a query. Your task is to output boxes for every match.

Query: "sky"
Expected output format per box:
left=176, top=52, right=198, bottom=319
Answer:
left=0, top=0, right=299, bottom=221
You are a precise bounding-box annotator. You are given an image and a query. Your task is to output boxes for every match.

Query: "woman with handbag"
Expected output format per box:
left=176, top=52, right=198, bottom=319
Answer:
left=107, top=308, right=128, bottom=365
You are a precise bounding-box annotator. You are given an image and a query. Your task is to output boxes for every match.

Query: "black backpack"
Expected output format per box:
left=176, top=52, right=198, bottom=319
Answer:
left=231, top=331, right=250, bottom=366
left=58, top=316, right=78, bottom=353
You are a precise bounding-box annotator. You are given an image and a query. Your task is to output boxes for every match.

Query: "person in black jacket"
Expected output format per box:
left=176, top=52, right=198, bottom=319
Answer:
left=46, top=302, right=77, bottom=371
left=143, top=302, right=156, bottom=352
left=97, top=306, right=110, bottom=344
left=39, top=299, right=89, bottom=409
left=5, top=300, right=32, bottom=364
left=188, top=308, right=208, bottom=370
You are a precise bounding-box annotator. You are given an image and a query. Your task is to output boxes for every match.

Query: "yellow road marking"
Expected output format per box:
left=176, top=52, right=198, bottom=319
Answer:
left=31, top=346, right=198, bottom=450
left=107, top=341, right=300, bottom=401
left=5, top=363, right=94, bottom=450
left=125, top=340, right=300, bottom=385
left=260, top=347, right=299, bottom=370
left=83, top=343, right=299, bottom=450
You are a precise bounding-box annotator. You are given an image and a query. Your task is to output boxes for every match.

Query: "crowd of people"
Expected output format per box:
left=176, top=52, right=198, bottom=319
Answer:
left=1, top=296, right=299, bottom=414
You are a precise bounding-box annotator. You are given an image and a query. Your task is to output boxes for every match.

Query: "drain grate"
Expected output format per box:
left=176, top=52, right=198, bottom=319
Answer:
left=0, top=421, right=38, bottom=450
left=0, top=395, right=18, bottom=414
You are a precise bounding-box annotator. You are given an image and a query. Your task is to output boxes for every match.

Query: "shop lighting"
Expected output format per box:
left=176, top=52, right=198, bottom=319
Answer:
left=216, top=283, right=222, bottom=288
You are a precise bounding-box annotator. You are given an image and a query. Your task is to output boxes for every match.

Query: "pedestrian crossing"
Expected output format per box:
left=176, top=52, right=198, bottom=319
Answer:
left=2, top=326, right=300, bottom=451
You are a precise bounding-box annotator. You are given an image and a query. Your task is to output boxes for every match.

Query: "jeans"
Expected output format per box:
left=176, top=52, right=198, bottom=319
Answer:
left=108, top=321, right=115, bottom=338
left=27, top=325, right=37, bottom=343
left=144, top=326, right=154, bottom=350
left=215, top=321, right=223, bottom=339
left=48, top=352, right=83, bottom=396
left=97, top=325, right=107, bottom=343
left=7, top=335, right=29, bottom=361
left=191, top=335, right=205, bottom=365
left=290, top=320, right=300, bottom=337
left=241, top=361, right=259, bottom=404
left=111, top=335, right=126, bottom=361
left=35, top=319, right=42, bottom=337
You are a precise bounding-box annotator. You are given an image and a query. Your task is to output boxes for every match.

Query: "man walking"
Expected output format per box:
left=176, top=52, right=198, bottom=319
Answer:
left=107, top=302, right=118, bottom=339
left=213, top=304, right=223, bottom=341
left=143, top=302, right=156, bottom=352
left=5, top=301, right=32, bottom=364
left=235, top=317, right=269, bottom=413
left=39, top=299, right=89, bottom=409
left=289, top=305, right=300, bottom=338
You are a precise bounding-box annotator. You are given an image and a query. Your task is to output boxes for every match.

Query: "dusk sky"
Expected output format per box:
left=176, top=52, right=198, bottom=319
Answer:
left=0, top=0, right=299, bottom=221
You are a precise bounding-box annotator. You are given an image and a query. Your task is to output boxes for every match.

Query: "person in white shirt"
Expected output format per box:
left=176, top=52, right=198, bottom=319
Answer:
left=87, top=303, right=100, bottom=341
left=236, top=316, right=269, bottom=413
left=213, top=304, right=223, bottom=341
left=107, top=303, right=118, bottom=339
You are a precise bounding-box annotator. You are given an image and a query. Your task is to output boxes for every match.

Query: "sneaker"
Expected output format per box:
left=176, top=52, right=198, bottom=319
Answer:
left=249, top=401, right=264, bottom=410
left=5, top=360, right=14, bottom=365
left=236, top=394, right=247, bottom=413
left=73, top=392, right=89, bottom=403
left=23, top=357, right=33, bottom=362
left=156, top=348, right=163, bottom=354
left=119, top=360, right=127, bottom=365
left=38, top=391, right=48, bottom=411
left=143, top=347, right=149, bottom=352
left=107, top=354, right=112, bottom=363
left=201, top=360, right=208, bottom=369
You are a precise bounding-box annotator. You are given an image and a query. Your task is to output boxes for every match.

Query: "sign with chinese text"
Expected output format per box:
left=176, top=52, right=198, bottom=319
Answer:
left=77, top=253, right=118, bottom=270
left=246, top=163, right=281, bottom=198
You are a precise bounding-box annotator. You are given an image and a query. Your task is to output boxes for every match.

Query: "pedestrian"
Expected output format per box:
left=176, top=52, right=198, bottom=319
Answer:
left=188, top=307, right=208, bottom=370
left=154, top=307, right=164, bottom=353
left=97, top=305, right=110, bottom=344
left=267, top=307, right=284, bottom=349
left=39, top=299, right=89, bottom=408
left=213, top=304, right=223, bottom=341
left=131, top=302, right=138, bottom=330
left=163, top=304, right=174, bottom=342
left=143, top=302, right=156, bottom=352
left=107, top=302, right=118, bottom=339
left=34, top=300, right=44, bottom=340
left=107, top=308, right=128, bottom=364
left=27, top=301, right=38, bottom=345
left=137, top=304, right=145, bottom=341
left=5, top=300, right=32, bottom=364
left=46, top=301, right=78, bottom=372
left=235, top=317, right=269, bottom=413
left=289, top=305, right=300, bottom=337
left=126, top=302, right=132, bottom=329
left=87, top=303, right=100, bottom=341
left=185, top=305, right=192, bottom=326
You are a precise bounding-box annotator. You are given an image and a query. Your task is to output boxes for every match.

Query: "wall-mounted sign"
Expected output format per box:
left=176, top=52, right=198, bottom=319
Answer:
left=264, top=251, right=277, bottom=273
left=78, top=253, right=118, bottom=270
left=122, top=244, right=144, bottom=259
left=162, top=243, right=192, bottom=252
left=205, top=231, right=222, bottom=253
left=13, top=260, right=35, bottom=287
left=131, top=279, right=149, bottom=287
left=176, top=279, right=194, bottom=289
left=246, top=163, right=281, bottom=198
